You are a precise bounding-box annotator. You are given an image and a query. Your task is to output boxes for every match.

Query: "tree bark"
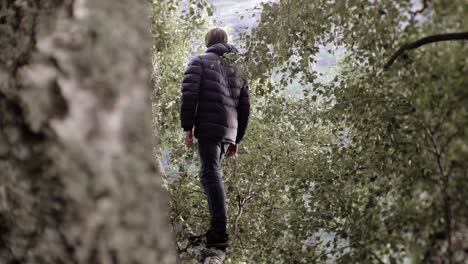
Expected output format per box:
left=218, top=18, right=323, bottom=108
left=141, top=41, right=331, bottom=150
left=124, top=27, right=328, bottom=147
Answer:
left=0, top=0, right=175, bottom=263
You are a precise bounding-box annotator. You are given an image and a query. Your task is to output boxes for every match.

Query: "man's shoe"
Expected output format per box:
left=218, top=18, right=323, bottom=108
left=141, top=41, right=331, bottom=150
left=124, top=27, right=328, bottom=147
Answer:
left=203, top=248, right=226, bottom=264
left=205, top=229, right=229, bottom=249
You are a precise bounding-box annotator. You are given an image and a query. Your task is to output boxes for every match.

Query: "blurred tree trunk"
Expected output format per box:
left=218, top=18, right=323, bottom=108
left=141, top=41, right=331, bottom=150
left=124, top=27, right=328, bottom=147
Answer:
left=0, top=0, right=175, bottom=263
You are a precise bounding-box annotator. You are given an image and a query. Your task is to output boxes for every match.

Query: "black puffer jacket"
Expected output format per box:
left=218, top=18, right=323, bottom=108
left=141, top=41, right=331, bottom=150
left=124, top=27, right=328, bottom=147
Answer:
left=180, top=43, right=250, bottom=144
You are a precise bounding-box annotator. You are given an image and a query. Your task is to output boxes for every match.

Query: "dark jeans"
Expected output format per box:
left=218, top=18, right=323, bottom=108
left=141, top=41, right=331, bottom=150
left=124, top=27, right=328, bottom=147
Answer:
left=198, top=139, right=230, bottom=234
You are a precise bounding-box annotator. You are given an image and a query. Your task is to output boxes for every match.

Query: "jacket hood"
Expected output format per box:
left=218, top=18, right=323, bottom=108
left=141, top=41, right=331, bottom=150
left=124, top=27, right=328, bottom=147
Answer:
left=206, top=43, right=239, bottom=56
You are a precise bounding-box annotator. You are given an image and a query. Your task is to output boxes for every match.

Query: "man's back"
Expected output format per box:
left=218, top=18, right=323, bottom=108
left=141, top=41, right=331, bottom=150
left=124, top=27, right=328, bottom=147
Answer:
left=180, top=43, right=250, bottom=144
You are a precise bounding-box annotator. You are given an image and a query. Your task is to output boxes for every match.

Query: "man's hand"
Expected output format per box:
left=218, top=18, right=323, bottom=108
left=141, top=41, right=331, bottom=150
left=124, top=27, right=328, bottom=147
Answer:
left=226, top=144, right=238, bottom=159
left=184, top=131, right=194, bottom=149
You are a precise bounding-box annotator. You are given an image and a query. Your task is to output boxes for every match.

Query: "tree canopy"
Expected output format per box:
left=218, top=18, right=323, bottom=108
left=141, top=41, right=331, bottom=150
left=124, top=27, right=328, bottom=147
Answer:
left=150, top=0, right=468, bottom=263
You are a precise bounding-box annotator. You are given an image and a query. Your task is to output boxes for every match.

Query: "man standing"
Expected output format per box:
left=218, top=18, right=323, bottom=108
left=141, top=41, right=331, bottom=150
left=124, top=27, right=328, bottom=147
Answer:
left=180, top=28, right=250, bottom=249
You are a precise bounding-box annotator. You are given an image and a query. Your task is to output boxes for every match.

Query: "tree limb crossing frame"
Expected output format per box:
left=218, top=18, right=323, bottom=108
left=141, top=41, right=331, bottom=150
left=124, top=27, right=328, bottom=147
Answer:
left=384, top=31, right=468, bottom=70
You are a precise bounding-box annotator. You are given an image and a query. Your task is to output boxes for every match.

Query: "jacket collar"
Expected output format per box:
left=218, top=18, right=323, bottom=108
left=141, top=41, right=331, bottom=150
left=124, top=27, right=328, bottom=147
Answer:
left=206, top=43, right=239, bottom=56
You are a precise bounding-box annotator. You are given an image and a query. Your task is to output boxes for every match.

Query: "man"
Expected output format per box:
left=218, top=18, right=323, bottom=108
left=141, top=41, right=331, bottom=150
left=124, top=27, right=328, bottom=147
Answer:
left=180, top=28, right=250, bottom=249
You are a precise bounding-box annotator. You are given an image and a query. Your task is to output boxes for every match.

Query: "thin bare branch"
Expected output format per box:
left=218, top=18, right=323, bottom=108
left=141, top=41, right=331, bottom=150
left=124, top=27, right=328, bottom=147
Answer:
left=384, top=32, right=468, bottom=70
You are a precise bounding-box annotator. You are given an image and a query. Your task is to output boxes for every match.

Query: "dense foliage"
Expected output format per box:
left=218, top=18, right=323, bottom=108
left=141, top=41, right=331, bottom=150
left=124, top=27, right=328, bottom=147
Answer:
left=151, top=0, right=467, bottom=263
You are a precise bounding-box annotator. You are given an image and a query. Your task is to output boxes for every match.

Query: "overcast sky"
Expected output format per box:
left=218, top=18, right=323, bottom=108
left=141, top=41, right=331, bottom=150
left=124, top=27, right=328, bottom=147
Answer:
left=206, top=0, right=265, bottom=34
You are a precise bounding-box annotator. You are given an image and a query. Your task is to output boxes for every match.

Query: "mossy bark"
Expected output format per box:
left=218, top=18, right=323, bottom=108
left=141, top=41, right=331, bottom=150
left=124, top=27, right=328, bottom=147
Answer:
left=0, top=0, right=175, bottom=263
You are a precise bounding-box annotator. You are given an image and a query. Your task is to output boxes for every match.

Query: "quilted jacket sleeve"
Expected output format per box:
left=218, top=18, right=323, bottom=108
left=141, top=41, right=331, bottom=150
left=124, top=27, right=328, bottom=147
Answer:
left=236, top=81, right=251, bottom=143
left=180, top=56, right=203, bottom=131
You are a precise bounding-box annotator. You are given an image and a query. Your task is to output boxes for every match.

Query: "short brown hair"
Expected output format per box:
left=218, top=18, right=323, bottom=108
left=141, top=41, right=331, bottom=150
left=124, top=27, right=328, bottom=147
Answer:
left=205, top=28, right=228, bottom=47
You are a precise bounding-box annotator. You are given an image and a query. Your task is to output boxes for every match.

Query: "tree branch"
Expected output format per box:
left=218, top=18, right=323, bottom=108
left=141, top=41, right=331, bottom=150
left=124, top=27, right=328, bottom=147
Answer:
left=370, top=251, right=386, bottom=264
left=416, top=117, right=453, bottom=263
left=384, top=31, right=468, bottom=70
